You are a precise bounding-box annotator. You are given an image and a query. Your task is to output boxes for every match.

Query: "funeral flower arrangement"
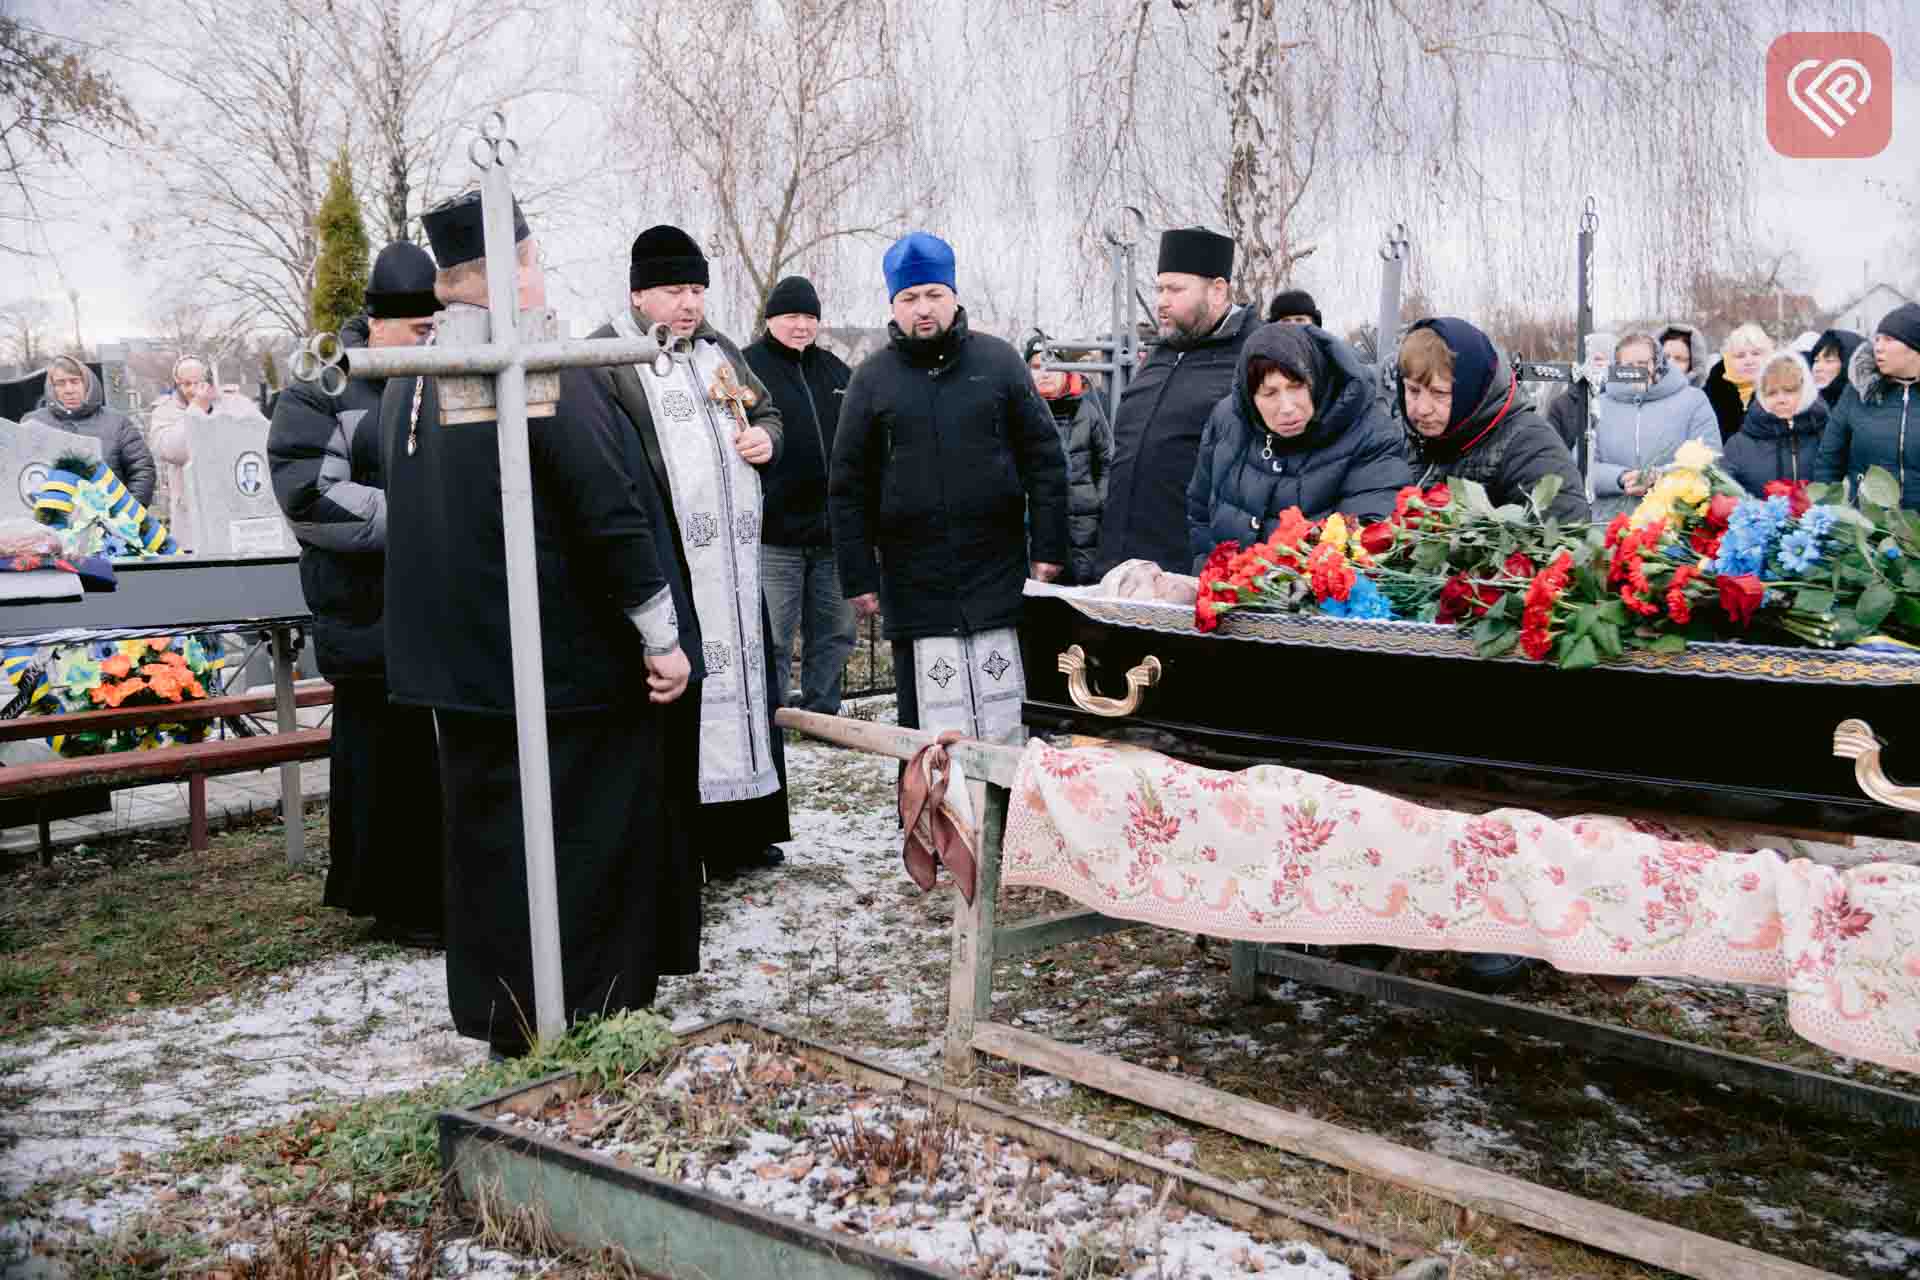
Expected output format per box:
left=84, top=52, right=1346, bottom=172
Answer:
left=31, top=636, right=220, bottom=756
left=32, top=451, right=177, bottom=558
left=1194, top=441, right=1920, bottom=669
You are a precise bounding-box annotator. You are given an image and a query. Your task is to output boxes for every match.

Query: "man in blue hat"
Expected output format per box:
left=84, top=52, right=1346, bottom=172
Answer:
left=829, top=232, right=1069, bottom=742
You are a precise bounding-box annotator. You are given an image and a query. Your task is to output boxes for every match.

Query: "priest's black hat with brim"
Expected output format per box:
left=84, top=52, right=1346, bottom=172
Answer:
left=421, top=190, right=529, bottom=268
left=630, top=224, right=710, bottom=291
left=1156, top=227, right=1234, bottom=281
left=764, top=275, right=821, bottom=319
left=365, top=241, right=439, bottom=318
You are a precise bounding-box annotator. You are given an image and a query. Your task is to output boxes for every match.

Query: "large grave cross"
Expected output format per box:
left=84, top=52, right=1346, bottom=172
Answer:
left=292, top=114, right=683, bottom=1043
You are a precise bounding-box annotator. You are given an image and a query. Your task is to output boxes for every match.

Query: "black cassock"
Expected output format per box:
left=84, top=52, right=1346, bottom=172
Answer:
left=381, top=361, right=701, bottom=1054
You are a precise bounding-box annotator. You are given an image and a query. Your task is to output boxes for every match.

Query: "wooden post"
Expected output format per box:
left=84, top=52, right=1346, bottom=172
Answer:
left=271, top=627, right=305, bottom=867
left=945, top=782, right=1008, bottom=1082
left=36, top=804, right=52, bottom=867
left=1229, top=939, right=1260, bottom=998
left=189, top=773, right=208, bottom=851
left=973, top=1021, right=1843, bottom=1280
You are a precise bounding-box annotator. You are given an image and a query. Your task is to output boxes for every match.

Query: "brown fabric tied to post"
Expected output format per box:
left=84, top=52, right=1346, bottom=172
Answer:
left=899, top=729, right=979, bottom=904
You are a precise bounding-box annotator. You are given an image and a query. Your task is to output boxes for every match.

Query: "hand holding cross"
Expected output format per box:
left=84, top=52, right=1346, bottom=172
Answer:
left=711, top=362, right=773, bottom=465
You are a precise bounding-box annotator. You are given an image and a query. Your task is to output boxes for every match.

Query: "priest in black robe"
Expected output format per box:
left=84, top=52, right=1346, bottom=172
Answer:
left=269, top=241, right=444, bottom=946
left=588, top=225, right=791, bottom=883
left=381, top=191, right=701, bottom=1056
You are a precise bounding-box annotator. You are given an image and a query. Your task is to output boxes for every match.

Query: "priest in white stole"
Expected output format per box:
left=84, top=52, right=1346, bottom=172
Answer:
left=590, top=225, right=792, bottom=881
left=829, top=232, right=1070, bottom=745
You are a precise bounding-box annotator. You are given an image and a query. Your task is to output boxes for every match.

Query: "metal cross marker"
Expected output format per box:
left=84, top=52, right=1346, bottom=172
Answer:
left=293, top=113, right=684, bottom=1044
left=708, top=361, right=757, bottom=432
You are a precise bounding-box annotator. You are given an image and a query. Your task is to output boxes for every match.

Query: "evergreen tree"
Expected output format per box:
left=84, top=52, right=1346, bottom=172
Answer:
left=310, top=149, right=370, bottom=335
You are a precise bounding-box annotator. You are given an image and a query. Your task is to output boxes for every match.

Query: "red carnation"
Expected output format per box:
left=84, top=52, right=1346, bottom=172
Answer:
left=1717, top=574, right=1766, bottom=629
left=1666, top=564, right=1699, bottom=624
left=1763, top=479, right=1812, bottom=518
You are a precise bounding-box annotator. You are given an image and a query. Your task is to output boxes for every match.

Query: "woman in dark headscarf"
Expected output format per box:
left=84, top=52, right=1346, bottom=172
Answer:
left=1809, top=329, right=1865, bottom=410
left=1185, top=322, right=1412, bottom=569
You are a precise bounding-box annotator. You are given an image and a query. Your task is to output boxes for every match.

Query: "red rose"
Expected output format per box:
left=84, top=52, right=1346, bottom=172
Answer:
left=1706, top=493, right=1740, bottom=530
left=1436, top=573, right=1500, bottom=623
left=1763, top=479, right=1812, bottom=518
left=1423, top=483, right=1452, bottom=509
left=1502, top=552, right=1536, bottom=579
left=1717, top=574, right=1765, bottom=628
left=1359, top=521, right=1395, bottom=555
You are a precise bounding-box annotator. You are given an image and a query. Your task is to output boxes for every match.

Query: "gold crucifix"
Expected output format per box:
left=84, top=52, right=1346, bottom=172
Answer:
left=708, top=362, right=758, bottom=432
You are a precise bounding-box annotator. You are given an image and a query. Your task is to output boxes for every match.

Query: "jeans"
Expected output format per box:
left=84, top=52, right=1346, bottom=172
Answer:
left=761, top=543, right=856, bottom=714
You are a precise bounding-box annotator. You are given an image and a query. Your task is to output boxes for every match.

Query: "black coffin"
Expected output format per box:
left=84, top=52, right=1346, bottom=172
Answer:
left=1018, top=590, right=1920, bottom=840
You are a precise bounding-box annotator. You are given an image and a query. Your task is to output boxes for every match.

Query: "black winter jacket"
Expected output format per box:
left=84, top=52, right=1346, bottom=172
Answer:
left=1095, top=305, right=1258, bottom=576
left=1703, top=358, right=1751, bottom=444
left=1185, top=324, right=1413, bottom=568
left=1413, top=362, right=1590, bottom=524
left=1724, top=396, right=1828, bottom=495
left=1043, top=385, right=1114, bottom=584
left=23, top=360, right=156, bottom=506
left=1816, top=343, right=1920, bottom=508
left=830, top=308, right=1070, bottom=640
left=743, top=333, right=851, bottom=547
left=267, top=316, right=389, bottom=678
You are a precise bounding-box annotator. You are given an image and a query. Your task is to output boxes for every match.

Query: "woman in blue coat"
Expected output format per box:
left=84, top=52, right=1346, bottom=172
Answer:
left=1185, top=322, right=1412, bottom=569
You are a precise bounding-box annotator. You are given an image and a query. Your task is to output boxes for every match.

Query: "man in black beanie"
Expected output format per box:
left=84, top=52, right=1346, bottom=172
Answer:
left=588, top=225, right=792, bottom=883
left=743, top=275, right=856, bottom=717
left=1267, top=289, right=1322, bottom=328
left=1817, top=300, right=1920, bottom=509
left=268, top=239, right=443, bottom=947
left=381, top=193, right=702, bottom=1056
left=1093, top=226, right=1257, bottom=578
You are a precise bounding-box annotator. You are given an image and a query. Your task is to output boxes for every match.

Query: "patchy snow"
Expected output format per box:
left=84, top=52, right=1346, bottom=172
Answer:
left=1841, top=1227, right=1920, bottom=1272
left=1744, top=1200, right=1798, bottom=1229
left=1018, top=1073, right=1075, bottom=1103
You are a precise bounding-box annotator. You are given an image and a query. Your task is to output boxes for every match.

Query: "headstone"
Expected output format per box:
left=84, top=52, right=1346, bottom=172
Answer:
left=0, top=416, right=103, bottom=525
left=181, top=411, right=289, bottom=556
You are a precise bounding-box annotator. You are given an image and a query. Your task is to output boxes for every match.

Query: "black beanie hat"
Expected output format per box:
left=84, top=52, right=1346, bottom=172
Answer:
left=1156, top=227, right=1233, bottom=281
left=420, top=190, right=528, bottom=268
left=630, top=224, right=709, bottom=292
left=1877, top=302, right=1920, bottom=354
left=364, top=241, right=439, bottom=318
left=1266, top=289, right=1321, bottom=328
left=763, top=275, right=821, bottom=319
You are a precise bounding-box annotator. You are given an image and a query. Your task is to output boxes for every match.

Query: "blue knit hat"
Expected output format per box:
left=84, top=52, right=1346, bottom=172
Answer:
left=883, top=232, right=956, bottom=301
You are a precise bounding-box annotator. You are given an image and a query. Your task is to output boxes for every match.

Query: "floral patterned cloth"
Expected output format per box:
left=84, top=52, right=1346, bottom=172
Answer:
left=1002, top=740, right=1920, bottom=1075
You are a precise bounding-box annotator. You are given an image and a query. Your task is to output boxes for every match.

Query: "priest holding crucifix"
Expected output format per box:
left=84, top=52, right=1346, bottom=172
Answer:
left=589, top=225, right=793, bottom=883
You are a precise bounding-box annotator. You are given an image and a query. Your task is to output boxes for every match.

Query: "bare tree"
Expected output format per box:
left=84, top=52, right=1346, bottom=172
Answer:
left=129, top=0, right=332, bottom=338
left=614, top=0, right=914, bottom=324
left=0, top=295, right=57, bottom=367
left=0, top=14, right=142, bottom=257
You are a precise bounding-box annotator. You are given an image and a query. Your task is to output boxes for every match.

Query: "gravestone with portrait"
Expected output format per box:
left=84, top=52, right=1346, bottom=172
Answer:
left=181, top=411, right=289, bottom=556
left=0, top=416, right=103, bottom=525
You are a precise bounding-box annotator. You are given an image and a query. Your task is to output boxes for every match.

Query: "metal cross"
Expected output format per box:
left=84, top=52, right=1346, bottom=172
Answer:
left=291, top=112, right=680, bottom=1044
left=708, top=360, right=758, bottom=433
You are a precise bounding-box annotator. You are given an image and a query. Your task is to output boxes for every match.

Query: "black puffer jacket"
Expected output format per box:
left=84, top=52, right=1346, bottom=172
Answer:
left=1185, top=324, right=1412, bottom=568
left=1095, top=305, right=1258, bottom=576
left=1723, top=351, right=1828, bottom=494
left=1816, top=343, right=1920, bottom=508
left=830, top=307, right=1069, bottom=640
left=1042, top=384, right=1113, bottom=584
left=743, top=332, right=851, bottom=547
left=1703, top=357, right=1751, bottom=444
left=22, top=356, right=156, bottom=505
left=1412, top=365, right=1591, bottom=524
left=267, top=316, right=388, bottom=678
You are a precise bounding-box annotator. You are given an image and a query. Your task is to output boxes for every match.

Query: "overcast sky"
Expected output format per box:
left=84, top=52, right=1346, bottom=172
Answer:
left=9, top=1, right=1918, bottom=349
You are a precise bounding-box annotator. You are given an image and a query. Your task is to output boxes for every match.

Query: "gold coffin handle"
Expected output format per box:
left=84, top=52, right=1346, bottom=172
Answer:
left=1057, top=644, right=1161, bottom=718
left=1833, top=718, right=1920, bottom=813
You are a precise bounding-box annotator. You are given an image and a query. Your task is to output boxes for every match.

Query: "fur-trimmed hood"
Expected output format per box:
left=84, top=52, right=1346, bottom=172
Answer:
left=1850, top=340, right=1919, bottom=404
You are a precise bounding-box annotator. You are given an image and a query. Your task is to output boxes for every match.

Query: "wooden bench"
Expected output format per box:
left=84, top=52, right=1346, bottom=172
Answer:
left=0, top=681, right=334, bottom=861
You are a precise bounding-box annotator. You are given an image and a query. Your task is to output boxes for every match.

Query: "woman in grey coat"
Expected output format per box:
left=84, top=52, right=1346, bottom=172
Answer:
left=22, top=355, right=156, bottom=506
left=1588, top=333, right=1719, bottom=520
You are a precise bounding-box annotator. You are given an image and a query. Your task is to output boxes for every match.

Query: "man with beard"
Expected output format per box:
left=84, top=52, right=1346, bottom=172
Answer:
left=1093, top=227, right=1257, bottom=578
left=382, top=192, right=700, bottom=1057
left=830, top=231, right=1068, bottom=742
left=268, top=240, right=444, bottom=946
left=588, top=225, right=791, bottom=882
